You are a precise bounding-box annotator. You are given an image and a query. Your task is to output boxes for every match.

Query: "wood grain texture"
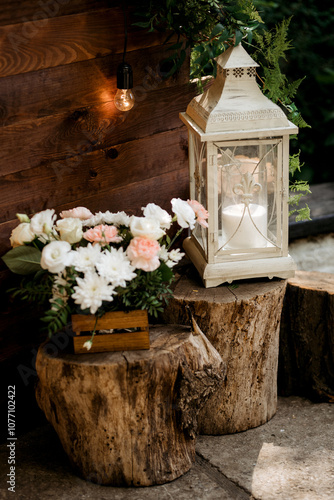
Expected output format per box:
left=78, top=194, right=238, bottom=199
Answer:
left=72, top=310, right=150, bottom=354
left=0, top=45, right=193, bottom=128
left=0, top=8, right=169, bottom=77
left=279, top=270, right=334, bottom=402
left=163, top=270, right=287, bottom=434
left=0, top=128, right=189, bottom=225
left=0, top=1, right=112, bottom=27
left=0, top=82, right=195, bottom=177
left=36, top=324, right=225, bottom=485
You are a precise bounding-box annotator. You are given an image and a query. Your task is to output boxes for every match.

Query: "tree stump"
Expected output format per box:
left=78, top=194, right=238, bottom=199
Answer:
left=162, top=271, right=287, bottom=435
left=279, top=270, right=334, bottom=402
left=35, top=324, right=225, bottom=486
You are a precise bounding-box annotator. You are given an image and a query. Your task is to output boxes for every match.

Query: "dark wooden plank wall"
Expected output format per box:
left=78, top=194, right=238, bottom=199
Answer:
left=0, top=1, right=196, bottom=439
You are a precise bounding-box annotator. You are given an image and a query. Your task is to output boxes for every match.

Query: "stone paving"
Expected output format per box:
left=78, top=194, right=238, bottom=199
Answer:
left=1, top=396, right=333, bottom=499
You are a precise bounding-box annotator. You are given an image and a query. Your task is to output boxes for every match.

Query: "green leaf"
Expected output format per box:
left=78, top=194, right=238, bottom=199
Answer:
left=2, top=246, right=42, bottom=275
left=210, top=23, right=224, bottom=39
left=132, top=21, right=151, bottom=28
left=158, top=262, right=174, bottom=283
left=234, top=30, right=243, bottom=46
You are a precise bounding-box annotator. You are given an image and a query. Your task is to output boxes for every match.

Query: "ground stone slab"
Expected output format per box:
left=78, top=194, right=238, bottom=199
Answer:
left=197, top=396, right=334, bottom=499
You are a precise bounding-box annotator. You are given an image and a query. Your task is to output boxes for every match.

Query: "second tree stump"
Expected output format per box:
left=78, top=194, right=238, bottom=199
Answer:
left=163, top=272, right=287, bottom=434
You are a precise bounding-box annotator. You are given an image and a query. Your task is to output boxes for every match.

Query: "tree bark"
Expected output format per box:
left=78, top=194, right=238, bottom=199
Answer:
left=35, top=324, right=225, bottom=486
left=278, top=270, right=334, bottom=402
left=162, top=271, right=287, bottom=434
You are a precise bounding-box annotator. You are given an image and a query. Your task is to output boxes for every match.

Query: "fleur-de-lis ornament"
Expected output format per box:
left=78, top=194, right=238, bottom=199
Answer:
left=233, top=172, right=262, bottom=206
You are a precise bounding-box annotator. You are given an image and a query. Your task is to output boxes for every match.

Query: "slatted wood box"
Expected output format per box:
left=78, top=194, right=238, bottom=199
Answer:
left=71, top=310, right=150, bottom=354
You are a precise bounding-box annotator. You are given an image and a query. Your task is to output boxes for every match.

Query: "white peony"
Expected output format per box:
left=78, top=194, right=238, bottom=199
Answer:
left=56, top=217, right=83, bottom=244
left=96, top=247, right=136, bottom=287
left=171, top=198, right=196, bottom=229
left=130, top=216, right=165, bottom=240
left=71, top=272, right=115, bottom=314
left=30, top=209, right=56, bottom=236
left=40, top=241, right=73, bottom=274
left=71, top=243, right=102, bottom=273
left=10, top=223, right=35, bottom=248
left=142, top=203, right=172, bottom=230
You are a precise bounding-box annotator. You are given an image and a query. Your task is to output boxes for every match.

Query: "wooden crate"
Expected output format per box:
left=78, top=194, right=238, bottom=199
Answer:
left=71, top=310, right=150, bottom=354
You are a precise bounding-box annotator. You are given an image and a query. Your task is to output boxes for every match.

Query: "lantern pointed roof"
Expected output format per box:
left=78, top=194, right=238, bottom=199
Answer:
left=217, top=42, right=259, bottom=69
left=186, top=43, right=290, bottom=133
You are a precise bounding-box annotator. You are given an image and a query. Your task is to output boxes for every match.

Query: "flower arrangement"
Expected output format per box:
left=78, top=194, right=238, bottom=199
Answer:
left=2, top=199, right=208, bottom=348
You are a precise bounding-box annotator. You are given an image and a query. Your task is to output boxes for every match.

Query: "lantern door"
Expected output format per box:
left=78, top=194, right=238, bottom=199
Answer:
left=210, top=138, right=287, bottom=263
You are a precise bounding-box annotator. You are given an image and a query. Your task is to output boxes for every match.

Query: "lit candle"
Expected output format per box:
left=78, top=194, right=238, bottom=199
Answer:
left=222, top=203, right=267, bottom=249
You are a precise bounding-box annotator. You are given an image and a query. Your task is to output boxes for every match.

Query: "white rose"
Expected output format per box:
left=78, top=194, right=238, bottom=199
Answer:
left=30, top=209, right=56, bottom=236
left=142, top=203, right=172, bottom=229
left=9, top=223, right=35, bottom=248
left=40, top=241, right=73, bottom=274
left=56, top=217, right=83, bottom=244
left=130, top=216, right=165, bottom=240
left=171, top=198, right=196, bottom=229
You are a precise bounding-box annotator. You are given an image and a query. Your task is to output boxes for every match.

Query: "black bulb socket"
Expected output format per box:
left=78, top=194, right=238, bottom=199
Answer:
left=117, top=62, right=133, bottom=89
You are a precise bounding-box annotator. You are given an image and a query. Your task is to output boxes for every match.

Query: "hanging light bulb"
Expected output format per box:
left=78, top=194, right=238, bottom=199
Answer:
left=114, top=62, right=135, bottom=112
left=114, top=7, right=134, bottom=112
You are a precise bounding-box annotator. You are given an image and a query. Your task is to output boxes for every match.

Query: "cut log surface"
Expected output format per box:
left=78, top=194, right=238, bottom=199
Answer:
left=35, top=324, right=225, bottom=486
left=279, top=270, right=334, bottom=402
left=162, top=270, right=287, bottom=435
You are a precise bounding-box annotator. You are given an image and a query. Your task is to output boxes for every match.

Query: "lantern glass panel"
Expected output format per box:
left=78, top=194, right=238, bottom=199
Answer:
left=215, top=139, right=281, bottom=255
left=190, top=131, right=208, bottom=257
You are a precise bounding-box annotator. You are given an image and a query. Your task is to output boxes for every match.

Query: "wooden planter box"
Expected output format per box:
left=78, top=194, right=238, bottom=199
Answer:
left=71, top=310, right=150, bottom=354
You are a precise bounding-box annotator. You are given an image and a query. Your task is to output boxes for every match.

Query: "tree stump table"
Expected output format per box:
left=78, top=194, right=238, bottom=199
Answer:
left=279, top=270, right=334, bottom=402
left=162, top=271, right=287, bottom=435
left=35, top=324, right=225, bottom=486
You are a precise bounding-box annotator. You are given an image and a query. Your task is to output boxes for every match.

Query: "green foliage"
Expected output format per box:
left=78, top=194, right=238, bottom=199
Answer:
left=8, top=270, right=53, bottom=304
left=247, top=17, right=309, bottom=131
left=2, top=245, right=42, bottom=275
left=289, top=179, right=311, bottom=221
left=134, top=0, right=264, bottom=80
left=253, top=0, right=334, bottom=184
left=115, top=266, right=174, bottom=318
left=289, top=150, right=303, bottom=177
left=40, top=298, right=72, bottom=337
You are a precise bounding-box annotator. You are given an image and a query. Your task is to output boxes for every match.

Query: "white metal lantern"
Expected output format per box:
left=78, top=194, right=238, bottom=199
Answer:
left=180, top=44, right=298, bottom=287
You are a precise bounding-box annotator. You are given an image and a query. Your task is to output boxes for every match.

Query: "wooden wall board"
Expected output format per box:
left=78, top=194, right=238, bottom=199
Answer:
left=0, top=45, right=192, bottom=127
left=0, top=128, right=189, bottom=247
left=0, top=1, right=112, bottom=27
left=0, top=8, right=169, bottom=77
left=0, top=83, right=195, bottom=177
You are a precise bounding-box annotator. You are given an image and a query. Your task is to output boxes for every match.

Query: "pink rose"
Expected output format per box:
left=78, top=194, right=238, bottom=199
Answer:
left=187, top=200, right=209, bottom=228
left=60, top=207, right=93, bottom=220
left=83, top=225, right=122, bottom=244
left=126, top=237, right=160, bottom=272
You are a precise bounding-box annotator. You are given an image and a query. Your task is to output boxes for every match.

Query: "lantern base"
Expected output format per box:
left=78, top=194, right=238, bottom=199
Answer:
left=183, top=236, right=296, bottom=288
